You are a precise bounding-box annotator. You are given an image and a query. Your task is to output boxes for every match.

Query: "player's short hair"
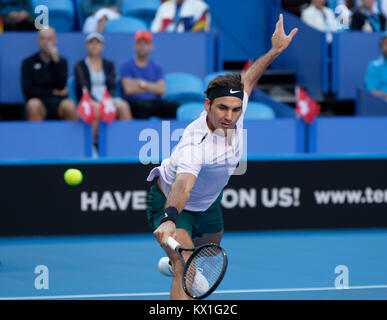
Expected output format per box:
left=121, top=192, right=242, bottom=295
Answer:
left=206, top=73, right=244, bottom=94
left=205, top=73, right=244, bottom=107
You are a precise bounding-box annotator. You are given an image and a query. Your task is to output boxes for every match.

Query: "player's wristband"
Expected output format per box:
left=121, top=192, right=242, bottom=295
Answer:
left=160, top=206, right=179, bottom=224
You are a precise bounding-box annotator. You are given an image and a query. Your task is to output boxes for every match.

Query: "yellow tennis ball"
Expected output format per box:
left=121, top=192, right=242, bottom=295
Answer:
left=64, top=168, right=83, bottom=186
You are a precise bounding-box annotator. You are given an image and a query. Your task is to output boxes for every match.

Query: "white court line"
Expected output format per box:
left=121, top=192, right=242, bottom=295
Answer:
left=1, top=284, right=387, bottom=300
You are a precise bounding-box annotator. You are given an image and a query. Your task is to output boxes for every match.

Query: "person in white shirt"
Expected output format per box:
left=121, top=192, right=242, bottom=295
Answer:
left=82, top=7, right=121, bottom=33
left=151, top=0, right=211, bottom=33
left=146, top=14, right=298, bottom=300
left=301, top=0, right=338, bottom=41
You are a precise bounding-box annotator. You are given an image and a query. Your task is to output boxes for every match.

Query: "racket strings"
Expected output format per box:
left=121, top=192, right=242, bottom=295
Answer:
left=185, top=246, right=225, bottom=297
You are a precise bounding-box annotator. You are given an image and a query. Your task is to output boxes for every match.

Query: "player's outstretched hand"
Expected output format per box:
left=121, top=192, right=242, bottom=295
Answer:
left=271, top=14, right=298, bottom=54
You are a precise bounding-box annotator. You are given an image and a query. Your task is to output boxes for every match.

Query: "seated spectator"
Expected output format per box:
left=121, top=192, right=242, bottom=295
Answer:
left=21, top=27, right=77, bottom=121
left=74, top=32, right=132, bottom=142
left=365, top=32, right=387, bottom=98
left=351, top=0, right=386, bottom=31
left=82, top=6, right=121, bottom=33
left=301, top=0, right=338, bottom=40
left=0, top=0, right=35, bottom=31
left=120, top=30, right=179, bottom=119
left=151, top=0, right=211, bottom=33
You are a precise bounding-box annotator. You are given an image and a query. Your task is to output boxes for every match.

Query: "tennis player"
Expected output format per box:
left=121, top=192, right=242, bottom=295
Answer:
left=146, top=14, right=298, bottom=300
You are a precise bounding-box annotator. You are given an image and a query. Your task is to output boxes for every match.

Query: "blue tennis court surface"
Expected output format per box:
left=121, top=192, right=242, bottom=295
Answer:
left=0, top=229, right=387, bottom=300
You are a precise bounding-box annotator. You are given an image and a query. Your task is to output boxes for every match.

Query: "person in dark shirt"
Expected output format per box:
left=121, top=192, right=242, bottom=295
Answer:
left=351, top=0, right=386, bottom=32
left=21, top=27, right=78, bottom=121
left=0, top=0, right=35, bottom=31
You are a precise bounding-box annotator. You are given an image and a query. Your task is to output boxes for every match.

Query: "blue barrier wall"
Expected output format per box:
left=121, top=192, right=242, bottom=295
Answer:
left=98, top=118, right=306, bottom=159
left=309, top=116, right=387, bottom=154
left=356, top=87, right=387, bottom=116
left=0, top=121, right=92, bottom=160
left=2, top=116, right=387, bottom=160
left=270, top=11, right=329, bottom=100
left=0, top=31, right=218, bottom=104
left=332, top=32, right=382, bottom=100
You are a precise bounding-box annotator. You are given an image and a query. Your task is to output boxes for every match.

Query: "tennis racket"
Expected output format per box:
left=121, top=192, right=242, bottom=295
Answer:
left=167, top=236, right=228, bottom=300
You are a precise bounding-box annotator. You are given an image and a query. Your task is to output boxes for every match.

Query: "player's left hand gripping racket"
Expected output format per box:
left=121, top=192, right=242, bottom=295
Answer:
left=167, top=236, right=228, bottom=300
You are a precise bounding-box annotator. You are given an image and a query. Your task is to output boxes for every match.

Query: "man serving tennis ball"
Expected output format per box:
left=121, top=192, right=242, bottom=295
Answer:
left=146, top=14, right=298, bottom=300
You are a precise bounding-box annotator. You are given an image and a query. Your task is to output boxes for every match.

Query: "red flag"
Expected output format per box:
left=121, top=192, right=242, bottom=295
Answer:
left=242, top=59, right=254, bottom=73
left=99, top=89, right=117, bottom=124
left=295, top=87, right=321, bottom=124
left=160, top=18, right=174, bottom=32
left=0, top=15, right=3, bottom=34
left=242, top=59, right=259, bottom=86
left=77, top=88, right=96, bottom=124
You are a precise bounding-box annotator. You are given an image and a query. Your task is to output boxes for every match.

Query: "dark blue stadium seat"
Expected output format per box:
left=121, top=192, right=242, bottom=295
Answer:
left=163, top=72, right=206, bottom=104
left=244, top=102, right=276, bottom=120
left=176, top=102, right=204, bottom=120
left=122, top=0, right=159, bottom=27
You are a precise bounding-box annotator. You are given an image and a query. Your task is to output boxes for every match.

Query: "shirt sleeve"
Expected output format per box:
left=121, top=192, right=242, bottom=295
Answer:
left=365, top=62, right=381, bottom=91
left=119, top=61, right=133, bottom=79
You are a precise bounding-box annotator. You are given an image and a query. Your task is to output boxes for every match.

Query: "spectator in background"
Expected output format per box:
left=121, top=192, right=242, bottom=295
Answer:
left=82, top=7, right=121, bottom=33
left=74, top=32, right=132, bottom=142
left=301, top=0, right=338, bottom=42
left=351, top=0, right=386, bottom=31
left=365, top=32, right=387, bottom=98
left=0, top=0, right=35, bottom=31
left=82, top=0, right=123, bottom=33
left=21, top=27, right=77, bottom=121
left=120, top=30, right=179, bottom=119
left=151, top=0, right=211, bottom=33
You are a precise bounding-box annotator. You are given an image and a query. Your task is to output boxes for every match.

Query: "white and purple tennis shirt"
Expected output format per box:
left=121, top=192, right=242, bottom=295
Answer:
left=146, top=91, right=248, bottom=211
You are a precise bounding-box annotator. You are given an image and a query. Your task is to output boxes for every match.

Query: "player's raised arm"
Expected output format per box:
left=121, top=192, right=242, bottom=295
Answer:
left=242, top=14, right=298, bottom=96
left=153, top=173, right=197, bottom=247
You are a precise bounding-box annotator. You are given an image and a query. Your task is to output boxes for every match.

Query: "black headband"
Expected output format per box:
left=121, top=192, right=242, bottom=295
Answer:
left=206, top=86, right=244, bottom=101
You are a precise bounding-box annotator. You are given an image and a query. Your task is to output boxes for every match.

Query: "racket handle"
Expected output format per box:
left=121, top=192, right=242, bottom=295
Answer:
left=167, top=237, right=181, bottom=251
